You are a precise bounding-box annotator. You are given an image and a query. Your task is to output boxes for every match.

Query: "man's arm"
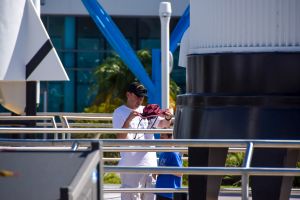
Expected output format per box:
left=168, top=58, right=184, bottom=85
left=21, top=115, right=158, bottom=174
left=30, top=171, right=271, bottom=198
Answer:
left=113, top=111, right=127, bottom=139
left=114, top=111, right=140, bottom=139
left=157, top=109, right=173, bottom=128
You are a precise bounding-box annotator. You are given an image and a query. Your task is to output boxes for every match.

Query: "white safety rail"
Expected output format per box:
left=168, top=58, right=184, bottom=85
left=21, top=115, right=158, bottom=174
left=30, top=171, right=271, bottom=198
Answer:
left=60, top=115, right=113, bottom=140
left=0, top=113, right=113, bottom=139
left=1, top=127, right=300, bottom=200
left=102, top=139, right=300, bottom=200
left=0, top=115, right=57, bottom=126
left=0, top=115, right=57, bottom=139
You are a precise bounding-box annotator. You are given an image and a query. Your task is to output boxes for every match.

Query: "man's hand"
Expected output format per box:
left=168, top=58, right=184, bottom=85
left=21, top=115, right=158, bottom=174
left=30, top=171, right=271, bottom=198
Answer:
left=125, top=111, right=140, bottom=125
left=158, top=108, right=174, bottom=128
left=117, top=111, right=141, bottom=139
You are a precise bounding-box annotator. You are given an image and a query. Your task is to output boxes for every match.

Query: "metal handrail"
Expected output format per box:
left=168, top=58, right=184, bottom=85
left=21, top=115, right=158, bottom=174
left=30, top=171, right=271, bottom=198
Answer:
left=0, top=113, right=113, bottom=129
left=42, top=112, right=112, bottom=117
left=59, top=115, right=113, bottom=139
left=0, top=127, right=172, bottom=134
left=101, top=140, right=299, bottom=200
left=0, top=116, right=57, bottom=128
left=0, top=115, right=56, bottom=121
left=0, top=116, right=58, bottom=139
left=104, top=166, right=300, bottom=176
left=104, top=187, right=188, bottom=193
left=1, top=126, right=300, bottom=199
left=1, top=135, right=300, bottom=148
left=61, top=116, right=112, bottom=121
left=0, top=112, right=113, bottom=117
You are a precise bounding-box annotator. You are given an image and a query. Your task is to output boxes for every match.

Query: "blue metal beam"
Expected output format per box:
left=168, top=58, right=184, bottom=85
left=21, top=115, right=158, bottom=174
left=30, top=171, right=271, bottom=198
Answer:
left=82, top=0, right=155, bottom=96
left=150, top=49, right=161, bottom=105
left=82, top=0, right=190, bottom=105
left=170, top=5, right=190, bottom=53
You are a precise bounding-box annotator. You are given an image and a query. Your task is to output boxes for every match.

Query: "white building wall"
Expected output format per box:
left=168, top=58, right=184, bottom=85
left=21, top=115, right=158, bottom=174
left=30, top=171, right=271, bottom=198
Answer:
left=189, top=0, right=300, bottom=54
left=41, top=0, right=189, bottom=16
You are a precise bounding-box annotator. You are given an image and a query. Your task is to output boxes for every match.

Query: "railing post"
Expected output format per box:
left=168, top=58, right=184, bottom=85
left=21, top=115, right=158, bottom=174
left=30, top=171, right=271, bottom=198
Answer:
left=242, top=142, right=254, bottom=200
left=59, top=116, right=70, bottom=140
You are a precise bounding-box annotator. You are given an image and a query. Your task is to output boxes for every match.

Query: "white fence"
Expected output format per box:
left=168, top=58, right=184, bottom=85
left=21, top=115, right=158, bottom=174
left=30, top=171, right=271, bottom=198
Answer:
left=1, top=114, right=300, bottom=200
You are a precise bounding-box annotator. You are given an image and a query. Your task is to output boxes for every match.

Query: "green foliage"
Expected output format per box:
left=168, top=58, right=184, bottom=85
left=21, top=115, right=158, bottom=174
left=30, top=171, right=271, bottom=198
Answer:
left=293, top=162, right=300, bottom=187
left=221, top=152, right=244, bottom=187
left=225, top=152, right=244, bottom=167
left=182, top=158, right=188, bottom=186
left=84, top=49, right=180, bottom=113
left=84, top=100, right=123, bottom=113
left=103, top=173, right=121, bottom=184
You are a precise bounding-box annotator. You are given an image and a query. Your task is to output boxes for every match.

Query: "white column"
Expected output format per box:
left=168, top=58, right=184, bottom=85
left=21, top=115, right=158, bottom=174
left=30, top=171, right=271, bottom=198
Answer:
left=32, top=0, right=41, bottom=106
left=159, top=2, right=172, bottom=109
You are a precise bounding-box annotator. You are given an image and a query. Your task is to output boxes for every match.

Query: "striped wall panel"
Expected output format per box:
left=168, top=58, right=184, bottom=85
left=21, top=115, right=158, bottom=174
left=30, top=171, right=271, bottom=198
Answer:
left=189, top=0, right=300, bottom=53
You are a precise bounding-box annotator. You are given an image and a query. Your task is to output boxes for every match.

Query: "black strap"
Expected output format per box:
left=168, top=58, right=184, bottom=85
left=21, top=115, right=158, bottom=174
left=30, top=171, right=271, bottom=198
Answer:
left=133, top=117, right=158, bottom=139
left=26, top=40, right=53, bottom=79
left=134, top=118, right=144, bottom=139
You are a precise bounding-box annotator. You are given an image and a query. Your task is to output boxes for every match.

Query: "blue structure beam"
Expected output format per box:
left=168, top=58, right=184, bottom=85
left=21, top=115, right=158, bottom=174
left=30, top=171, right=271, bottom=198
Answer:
left=82, top=0, right=190, bottom=106
left=170, top=5, right=190, bottom=53
left=82, top=0, right=155, bottom=96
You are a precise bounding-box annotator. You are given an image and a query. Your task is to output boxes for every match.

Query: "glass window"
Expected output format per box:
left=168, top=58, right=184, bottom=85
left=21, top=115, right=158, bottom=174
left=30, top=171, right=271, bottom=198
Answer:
left=77, top=17, right=107, bottom=68
left=139, top=18, right=160, bottom=38
left=113, top=17, right=138, bottom=49
left=77, top=38, right=104, bottom=68
left=76, top=70, right=97, bottom=112
left=46, top=82, right=65, bottom=112
left=77, top=17, right=102, bottom=38
left=140, top=39, right=160, bottom=49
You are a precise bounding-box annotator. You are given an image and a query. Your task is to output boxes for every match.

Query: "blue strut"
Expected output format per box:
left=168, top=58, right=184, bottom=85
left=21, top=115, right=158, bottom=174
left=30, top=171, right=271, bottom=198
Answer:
left=170, top=5, right=190, bottom=53
left=82, top=0, right=155, bottom=96
left=82, top=0, right=190, bottom=104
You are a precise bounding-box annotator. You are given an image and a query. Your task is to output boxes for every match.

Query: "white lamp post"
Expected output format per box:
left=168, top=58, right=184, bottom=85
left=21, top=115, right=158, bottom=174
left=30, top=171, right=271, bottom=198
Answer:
left=159, top=2, right=172, bottom=109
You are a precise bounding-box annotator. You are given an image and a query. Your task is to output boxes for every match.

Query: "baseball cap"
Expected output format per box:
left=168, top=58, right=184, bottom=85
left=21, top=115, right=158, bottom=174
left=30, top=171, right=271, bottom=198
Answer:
left=127, top=82, right=147, bottom=97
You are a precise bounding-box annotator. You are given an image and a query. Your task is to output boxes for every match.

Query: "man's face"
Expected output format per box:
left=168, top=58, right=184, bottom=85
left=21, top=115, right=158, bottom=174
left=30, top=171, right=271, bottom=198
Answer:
left=127, top=92, right=144, bottom=109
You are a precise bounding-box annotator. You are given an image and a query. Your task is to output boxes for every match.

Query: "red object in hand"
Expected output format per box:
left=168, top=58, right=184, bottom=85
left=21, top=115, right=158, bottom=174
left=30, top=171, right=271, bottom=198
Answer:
left=141, top=104, right=162, bottom=118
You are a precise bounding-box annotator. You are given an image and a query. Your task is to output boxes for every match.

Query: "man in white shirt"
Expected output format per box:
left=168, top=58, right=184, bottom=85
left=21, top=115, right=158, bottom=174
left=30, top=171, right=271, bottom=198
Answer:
left=113, top=82, right=172, bottom=200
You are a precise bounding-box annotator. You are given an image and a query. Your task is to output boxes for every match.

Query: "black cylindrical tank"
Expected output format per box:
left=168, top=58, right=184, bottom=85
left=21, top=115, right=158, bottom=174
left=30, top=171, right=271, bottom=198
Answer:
left=174, top=53, right=300, bottom=200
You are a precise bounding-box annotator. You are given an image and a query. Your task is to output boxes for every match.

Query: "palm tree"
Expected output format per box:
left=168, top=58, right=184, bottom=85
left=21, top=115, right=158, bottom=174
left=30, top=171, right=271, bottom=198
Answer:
left=85, top=49, right=180, bottom=113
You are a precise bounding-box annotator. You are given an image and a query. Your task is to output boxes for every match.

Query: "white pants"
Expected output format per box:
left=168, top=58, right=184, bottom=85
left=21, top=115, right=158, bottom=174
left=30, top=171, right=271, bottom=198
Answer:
left=120, top=173, right=156, bottom=200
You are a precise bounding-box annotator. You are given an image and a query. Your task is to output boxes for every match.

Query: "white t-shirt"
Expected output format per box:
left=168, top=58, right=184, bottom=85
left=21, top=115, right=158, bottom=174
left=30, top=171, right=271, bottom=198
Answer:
left=113, top=105, right=160, bottom=167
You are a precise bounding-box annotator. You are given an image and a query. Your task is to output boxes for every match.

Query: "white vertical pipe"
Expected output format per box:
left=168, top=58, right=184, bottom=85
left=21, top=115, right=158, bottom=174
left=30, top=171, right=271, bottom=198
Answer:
left=242, top=142, right=254, bottom=200
left=43, top=90, right=48, bottom=139
left=159, top=2, right=171, bottom=109
left=32, top=0, right=41, bottom=106
left=33, top=0, right=44, bottom=139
